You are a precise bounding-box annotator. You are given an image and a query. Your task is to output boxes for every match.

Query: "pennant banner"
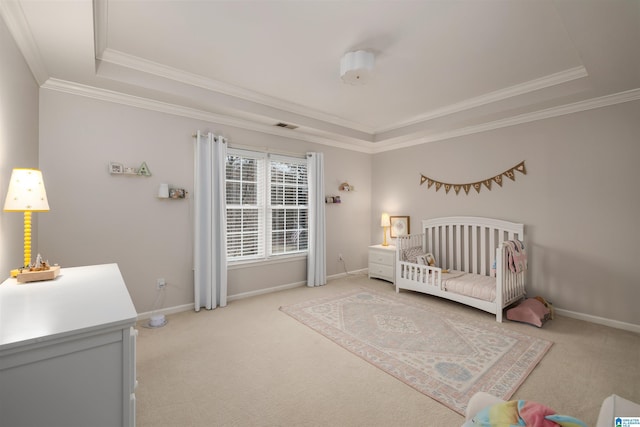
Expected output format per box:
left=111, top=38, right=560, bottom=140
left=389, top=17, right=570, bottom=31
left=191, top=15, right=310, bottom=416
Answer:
left=419, top=161, right=526, bottom=195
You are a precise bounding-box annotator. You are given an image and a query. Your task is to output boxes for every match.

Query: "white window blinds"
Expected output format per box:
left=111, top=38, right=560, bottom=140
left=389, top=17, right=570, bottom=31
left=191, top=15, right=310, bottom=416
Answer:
left=269, top=155, right=308, bottom=256
left=226, top=150, right=265, bottom=260
left=225, top=149, right=308, bottom=262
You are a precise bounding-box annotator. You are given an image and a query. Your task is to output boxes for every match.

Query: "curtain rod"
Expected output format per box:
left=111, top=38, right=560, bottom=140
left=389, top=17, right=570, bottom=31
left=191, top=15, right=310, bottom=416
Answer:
left=192, top=133, right=306, bottom=159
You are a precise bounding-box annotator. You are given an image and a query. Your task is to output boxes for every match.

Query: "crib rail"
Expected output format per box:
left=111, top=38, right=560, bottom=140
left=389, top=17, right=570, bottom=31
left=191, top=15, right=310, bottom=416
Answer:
left=422, top=216, right=523, bottom=276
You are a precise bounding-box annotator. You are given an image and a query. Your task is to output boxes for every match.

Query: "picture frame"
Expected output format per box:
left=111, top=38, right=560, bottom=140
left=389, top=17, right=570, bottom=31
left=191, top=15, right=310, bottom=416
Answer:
left=109, top=162, right=123, bottom=174
left=169, top=188, right=186, bottom=199
left=390, top=216, right=410, bottom=238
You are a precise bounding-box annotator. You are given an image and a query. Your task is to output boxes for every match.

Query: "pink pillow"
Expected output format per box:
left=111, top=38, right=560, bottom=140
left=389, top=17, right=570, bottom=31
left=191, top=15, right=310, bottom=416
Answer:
left=507, top=299, right=550, bottom=327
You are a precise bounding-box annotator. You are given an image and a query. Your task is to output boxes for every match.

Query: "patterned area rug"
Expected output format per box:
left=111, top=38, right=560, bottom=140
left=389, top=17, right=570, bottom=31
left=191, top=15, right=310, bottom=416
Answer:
left=280, top=289, right=552, bottom=415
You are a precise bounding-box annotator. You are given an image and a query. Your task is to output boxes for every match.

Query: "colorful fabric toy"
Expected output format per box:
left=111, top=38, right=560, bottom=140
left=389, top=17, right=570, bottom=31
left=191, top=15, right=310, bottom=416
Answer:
left=471, top=400, right=586, bottom=427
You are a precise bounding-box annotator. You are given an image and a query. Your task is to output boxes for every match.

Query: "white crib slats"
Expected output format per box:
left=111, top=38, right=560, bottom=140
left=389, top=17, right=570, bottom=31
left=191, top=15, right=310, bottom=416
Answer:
left=455, top=224, right=462, bottom=271
left=472, top=225, right=479, bottom=274
left=480, top=226, right=487, bottom=276
left=489, top=228, right=496, bottom=266
left=448, top=225, right=454, bottom=270
left=434, top=227, right=440, bottom=266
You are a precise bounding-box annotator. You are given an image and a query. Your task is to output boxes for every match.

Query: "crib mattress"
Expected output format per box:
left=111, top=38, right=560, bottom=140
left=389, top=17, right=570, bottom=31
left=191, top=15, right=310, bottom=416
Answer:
left=441, top=270, right=496, bottom=302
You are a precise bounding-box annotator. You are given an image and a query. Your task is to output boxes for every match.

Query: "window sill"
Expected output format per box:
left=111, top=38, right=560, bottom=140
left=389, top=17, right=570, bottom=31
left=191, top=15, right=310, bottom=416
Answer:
left=228, top=253, right=307, bottom=270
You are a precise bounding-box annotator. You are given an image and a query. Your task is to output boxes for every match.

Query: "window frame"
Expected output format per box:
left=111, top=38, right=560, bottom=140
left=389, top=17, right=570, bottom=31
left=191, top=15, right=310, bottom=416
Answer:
left=226, top=148, right=309, bottom=264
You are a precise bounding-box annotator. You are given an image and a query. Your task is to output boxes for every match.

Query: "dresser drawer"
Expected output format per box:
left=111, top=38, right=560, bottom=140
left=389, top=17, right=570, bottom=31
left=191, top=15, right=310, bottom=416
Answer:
left=369, top=263, right=394, bottom=279
left=369, top=250, right=395, bottom=266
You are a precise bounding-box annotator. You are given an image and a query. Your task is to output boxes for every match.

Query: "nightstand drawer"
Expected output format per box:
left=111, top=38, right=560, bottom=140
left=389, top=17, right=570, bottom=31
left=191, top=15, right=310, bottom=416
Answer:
left=368, top=263, right=393, bottom=279
left=368, top=244, right=396, bottom=284
left=369, top=250, right=394, bottom=266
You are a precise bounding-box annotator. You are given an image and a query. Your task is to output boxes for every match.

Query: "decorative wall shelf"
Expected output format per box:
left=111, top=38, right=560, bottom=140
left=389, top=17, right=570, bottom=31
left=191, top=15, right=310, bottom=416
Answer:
left=109, top=161, right=152, bottom=176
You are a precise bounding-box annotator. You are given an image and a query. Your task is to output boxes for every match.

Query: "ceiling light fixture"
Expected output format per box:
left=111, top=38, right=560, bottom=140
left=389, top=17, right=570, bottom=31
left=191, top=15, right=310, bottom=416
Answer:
left=340, top=50, right=375, bottom=85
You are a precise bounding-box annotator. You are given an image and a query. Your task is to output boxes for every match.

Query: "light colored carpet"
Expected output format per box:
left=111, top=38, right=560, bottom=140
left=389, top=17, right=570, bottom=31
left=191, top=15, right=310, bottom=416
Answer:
left=135, top=273, right=640, bottom=427
left=280, top=288, right=552, bottom=415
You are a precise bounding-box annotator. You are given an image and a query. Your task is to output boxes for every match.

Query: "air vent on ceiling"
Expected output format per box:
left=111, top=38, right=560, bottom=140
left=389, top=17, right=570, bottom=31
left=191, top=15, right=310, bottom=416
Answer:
left=274, top=122, right=298, bottom=130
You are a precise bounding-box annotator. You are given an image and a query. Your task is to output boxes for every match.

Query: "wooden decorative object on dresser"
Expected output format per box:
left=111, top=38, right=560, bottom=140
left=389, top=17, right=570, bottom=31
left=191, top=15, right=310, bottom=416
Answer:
left=368, top=244, right=396, bottom=283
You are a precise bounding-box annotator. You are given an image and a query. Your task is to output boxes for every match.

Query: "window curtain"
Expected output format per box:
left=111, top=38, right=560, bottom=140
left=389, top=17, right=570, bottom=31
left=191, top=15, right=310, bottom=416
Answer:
left=194, top=131, right=228, bottom=310
left=306, top=152, right=326, bottom=287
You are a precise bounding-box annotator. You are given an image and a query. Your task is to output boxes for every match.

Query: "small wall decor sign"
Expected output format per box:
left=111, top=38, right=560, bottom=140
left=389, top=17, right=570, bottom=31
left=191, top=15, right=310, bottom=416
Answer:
left=420, top=161, right=526, bottom=195
left=109, top=161, right=152, bottom=176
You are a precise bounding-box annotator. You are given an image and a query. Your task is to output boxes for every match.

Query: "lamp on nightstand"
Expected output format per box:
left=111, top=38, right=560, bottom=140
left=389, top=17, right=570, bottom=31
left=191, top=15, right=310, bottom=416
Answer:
left=4, top=168, right=50, bottom=276
left=381, top=212, right=391, bottom=246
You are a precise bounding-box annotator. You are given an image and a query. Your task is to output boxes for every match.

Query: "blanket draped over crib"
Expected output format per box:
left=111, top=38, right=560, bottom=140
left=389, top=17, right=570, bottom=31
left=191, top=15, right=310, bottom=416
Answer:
left=504, top=239, right=527, bottom=273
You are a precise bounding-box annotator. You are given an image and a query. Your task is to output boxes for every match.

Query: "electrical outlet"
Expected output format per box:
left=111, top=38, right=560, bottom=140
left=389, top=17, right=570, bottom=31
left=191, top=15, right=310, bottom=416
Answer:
left=156, top=278, right=166, bottom=290
left=338, top=253, right=343, bottom=261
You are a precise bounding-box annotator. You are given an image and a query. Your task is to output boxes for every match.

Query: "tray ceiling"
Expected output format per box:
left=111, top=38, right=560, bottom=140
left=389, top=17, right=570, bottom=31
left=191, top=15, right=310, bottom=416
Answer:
left=3, top=0, right=639, bottom=152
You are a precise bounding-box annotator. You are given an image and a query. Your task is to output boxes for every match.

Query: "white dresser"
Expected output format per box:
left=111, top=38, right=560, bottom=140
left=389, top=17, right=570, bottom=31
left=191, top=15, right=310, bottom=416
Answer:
left=0, top=263, right=138, bottom=427
left=368, top=244, right=396, bottom=283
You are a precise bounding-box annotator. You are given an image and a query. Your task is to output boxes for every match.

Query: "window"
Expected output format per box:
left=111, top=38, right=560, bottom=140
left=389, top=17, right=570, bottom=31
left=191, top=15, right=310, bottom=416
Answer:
left=225, top=149, right=308, bottom=262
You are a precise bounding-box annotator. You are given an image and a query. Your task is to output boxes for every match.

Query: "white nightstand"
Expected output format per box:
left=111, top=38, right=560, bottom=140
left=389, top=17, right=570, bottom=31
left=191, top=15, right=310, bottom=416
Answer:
left=368, top=244, right=396, bottom=283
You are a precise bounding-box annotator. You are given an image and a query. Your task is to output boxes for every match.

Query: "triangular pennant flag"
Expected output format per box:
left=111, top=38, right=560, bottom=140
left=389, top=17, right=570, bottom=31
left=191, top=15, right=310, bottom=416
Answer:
left=420, top=175, right=428, bottom=185
left=463, top=184, right=471, bottom=194
left=427, top=179, right=434, bottom=189
left=493, top=175, right=503, bottom=187
left=434, top=182, right=442, bottom=191
left=505, top=169, right=516, bottom=181
left=453, top=185, right=461, bottom=194
left=473, top=182, right=482, bottom=193
left=444, top=184, right=452, bottom=194
left=515, top=161, right=527, bottom=175
left=483, top=179, right=492, bottom=190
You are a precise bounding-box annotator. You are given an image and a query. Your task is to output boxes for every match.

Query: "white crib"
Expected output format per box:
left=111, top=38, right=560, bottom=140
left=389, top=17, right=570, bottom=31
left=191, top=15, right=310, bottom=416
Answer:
left=395, top=216, right=526, bottom=322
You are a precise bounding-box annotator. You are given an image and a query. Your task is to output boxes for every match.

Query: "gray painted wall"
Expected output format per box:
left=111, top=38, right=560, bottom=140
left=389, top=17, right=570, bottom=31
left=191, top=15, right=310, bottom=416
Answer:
left=0, top=15, right=40, bottom=276
left=37, top=90, right=372, bottom=313
left=372, top=100, right=640, bottom=327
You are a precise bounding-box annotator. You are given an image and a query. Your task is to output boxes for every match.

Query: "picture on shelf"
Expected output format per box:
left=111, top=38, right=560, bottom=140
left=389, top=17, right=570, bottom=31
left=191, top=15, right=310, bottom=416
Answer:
left=169, top=188, right=186, bottom=199
left=109, top=162, right=123, bottom=174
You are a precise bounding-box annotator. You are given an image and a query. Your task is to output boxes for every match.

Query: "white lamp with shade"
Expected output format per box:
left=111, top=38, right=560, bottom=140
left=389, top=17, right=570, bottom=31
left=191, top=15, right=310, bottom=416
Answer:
left=3, top=168, right=50, bottom=277
left=380, top=212, right=391, bottom=246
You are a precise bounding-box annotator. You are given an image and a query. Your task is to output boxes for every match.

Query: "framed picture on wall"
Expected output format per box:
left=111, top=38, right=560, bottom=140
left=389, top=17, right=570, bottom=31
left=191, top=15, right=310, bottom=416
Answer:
left=109, top=162, right=123, bottom=174
left=390, top=216, right=410, bottom=238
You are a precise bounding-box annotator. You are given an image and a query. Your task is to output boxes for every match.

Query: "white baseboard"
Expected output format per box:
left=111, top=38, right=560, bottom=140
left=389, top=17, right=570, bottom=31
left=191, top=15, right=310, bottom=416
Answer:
left=137, top=303, right=194, bottom=320
left=137, top=269, right=368, bottom=319
left=137, top=271, right=640, bottom=335
left=555, top=308, right=640, bottom=334
left=228, top=280, right=306, bottom=301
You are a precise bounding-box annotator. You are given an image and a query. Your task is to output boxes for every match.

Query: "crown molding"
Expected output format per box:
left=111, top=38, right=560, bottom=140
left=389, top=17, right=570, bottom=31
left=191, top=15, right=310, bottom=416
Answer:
left=373, top=87, right=640, bottom=153
left=40, top=78, right=375, bottom=154
left=0, top=0, right=49, bottom=85
left=374, top=66, right=589, bottom=134
left=98, top=48, right=591, bottom=142
left=97, top=48, right=376, bottom=135
left=41, top=78, right=639, bottom=155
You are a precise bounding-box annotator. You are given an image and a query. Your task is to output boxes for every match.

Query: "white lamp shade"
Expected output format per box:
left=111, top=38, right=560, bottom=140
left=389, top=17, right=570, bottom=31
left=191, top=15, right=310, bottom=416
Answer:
left=340, top=50, right=375, bottom=85
left=4, top=168, right=50, bottom=212
left=380, top=212, right=391, bottom=227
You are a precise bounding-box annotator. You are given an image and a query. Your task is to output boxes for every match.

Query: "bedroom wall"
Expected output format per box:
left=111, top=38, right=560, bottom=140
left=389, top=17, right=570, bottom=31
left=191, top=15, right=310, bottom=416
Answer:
left=0, top=15, right=40, bottom=277
left=37, top=89, right=372, bottom=313
left=371, top=100, right=640, bottom=328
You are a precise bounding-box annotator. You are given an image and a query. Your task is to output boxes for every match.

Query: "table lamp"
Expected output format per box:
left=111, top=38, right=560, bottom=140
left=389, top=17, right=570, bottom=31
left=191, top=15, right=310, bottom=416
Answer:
left=4, top=168, right=50, bottom=275
left=381, top=212, right=390, bottom=246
